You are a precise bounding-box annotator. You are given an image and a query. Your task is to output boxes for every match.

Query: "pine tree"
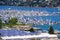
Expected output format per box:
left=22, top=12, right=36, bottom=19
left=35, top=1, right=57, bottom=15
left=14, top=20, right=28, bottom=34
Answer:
left=0, top=19, right=2, bottom=29
left=48, top=26, right=54, bottom=34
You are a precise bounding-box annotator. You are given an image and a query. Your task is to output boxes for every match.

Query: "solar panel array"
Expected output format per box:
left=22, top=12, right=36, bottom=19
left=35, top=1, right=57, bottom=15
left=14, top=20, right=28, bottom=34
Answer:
left=0, top=29, right=37, bottom=37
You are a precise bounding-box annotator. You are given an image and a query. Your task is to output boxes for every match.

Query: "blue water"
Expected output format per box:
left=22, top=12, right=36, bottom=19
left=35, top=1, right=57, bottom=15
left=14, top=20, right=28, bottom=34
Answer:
left=24, top=16, right=60, bottom=22
left=0, top=6, right=60, bottom=31
left=0, top=6, right=59, bottom=13
left=33, top=24, right=60, bottom=31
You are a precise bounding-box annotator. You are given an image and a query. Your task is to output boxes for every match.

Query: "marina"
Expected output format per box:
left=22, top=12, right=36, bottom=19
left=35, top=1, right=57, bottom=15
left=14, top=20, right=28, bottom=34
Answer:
left=0, top=6, right=60, bottom=40
left=0, top=6, right=60, bottom=31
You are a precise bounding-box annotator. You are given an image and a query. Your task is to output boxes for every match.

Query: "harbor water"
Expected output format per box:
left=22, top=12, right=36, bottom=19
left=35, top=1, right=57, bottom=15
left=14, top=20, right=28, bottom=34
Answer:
left=0, top=6, right=60, bottom=31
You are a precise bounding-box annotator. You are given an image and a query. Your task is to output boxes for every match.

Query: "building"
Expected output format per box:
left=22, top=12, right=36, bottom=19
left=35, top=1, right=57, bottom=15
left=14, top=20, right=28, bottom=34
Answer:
left=19, top=25, right=31, bottom=30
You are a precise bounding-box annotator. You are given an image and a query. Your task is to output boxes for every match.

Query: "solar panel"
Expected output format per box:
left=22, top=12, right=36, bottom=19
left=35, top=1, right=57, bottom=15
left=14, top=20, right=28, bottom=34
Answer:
left=0, top=30, right=37, bottom=36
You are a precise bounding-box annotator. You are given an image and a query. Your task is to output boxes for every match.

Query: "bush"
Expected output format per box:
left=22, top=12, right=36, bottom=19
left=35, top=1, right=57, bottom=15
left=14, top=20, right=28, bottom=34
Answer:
left=29, top=28, right=35, bottom=32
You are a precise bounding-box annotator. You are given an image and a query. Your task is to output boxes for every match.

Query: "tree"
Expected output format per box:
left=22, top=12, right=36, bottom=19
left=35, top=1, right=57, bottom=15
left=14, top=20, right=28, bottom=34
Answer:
left=8, top=18, right=18, bottom=27
left=48, top=26, right=54, bottom=34
left=0, top=19, right=2, bottom=29
left=29, top=28, right=35, bottom=32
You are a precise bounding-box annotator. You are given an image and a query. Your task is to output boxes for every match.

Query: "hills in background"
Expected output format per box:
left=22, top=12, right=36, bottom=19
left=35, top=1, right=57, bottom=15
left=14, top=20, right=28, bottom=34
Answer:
left=0, top=0, right=60, bottom=7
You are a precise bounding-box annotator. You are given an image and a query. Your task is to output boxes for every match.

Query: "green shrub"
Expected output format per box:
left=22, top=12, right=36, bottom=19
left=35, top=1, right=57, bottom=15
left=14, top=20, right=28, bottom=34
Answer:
left=0, top=19, right=2, bottom=29
left=29, top=28, right=35, bottom=32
